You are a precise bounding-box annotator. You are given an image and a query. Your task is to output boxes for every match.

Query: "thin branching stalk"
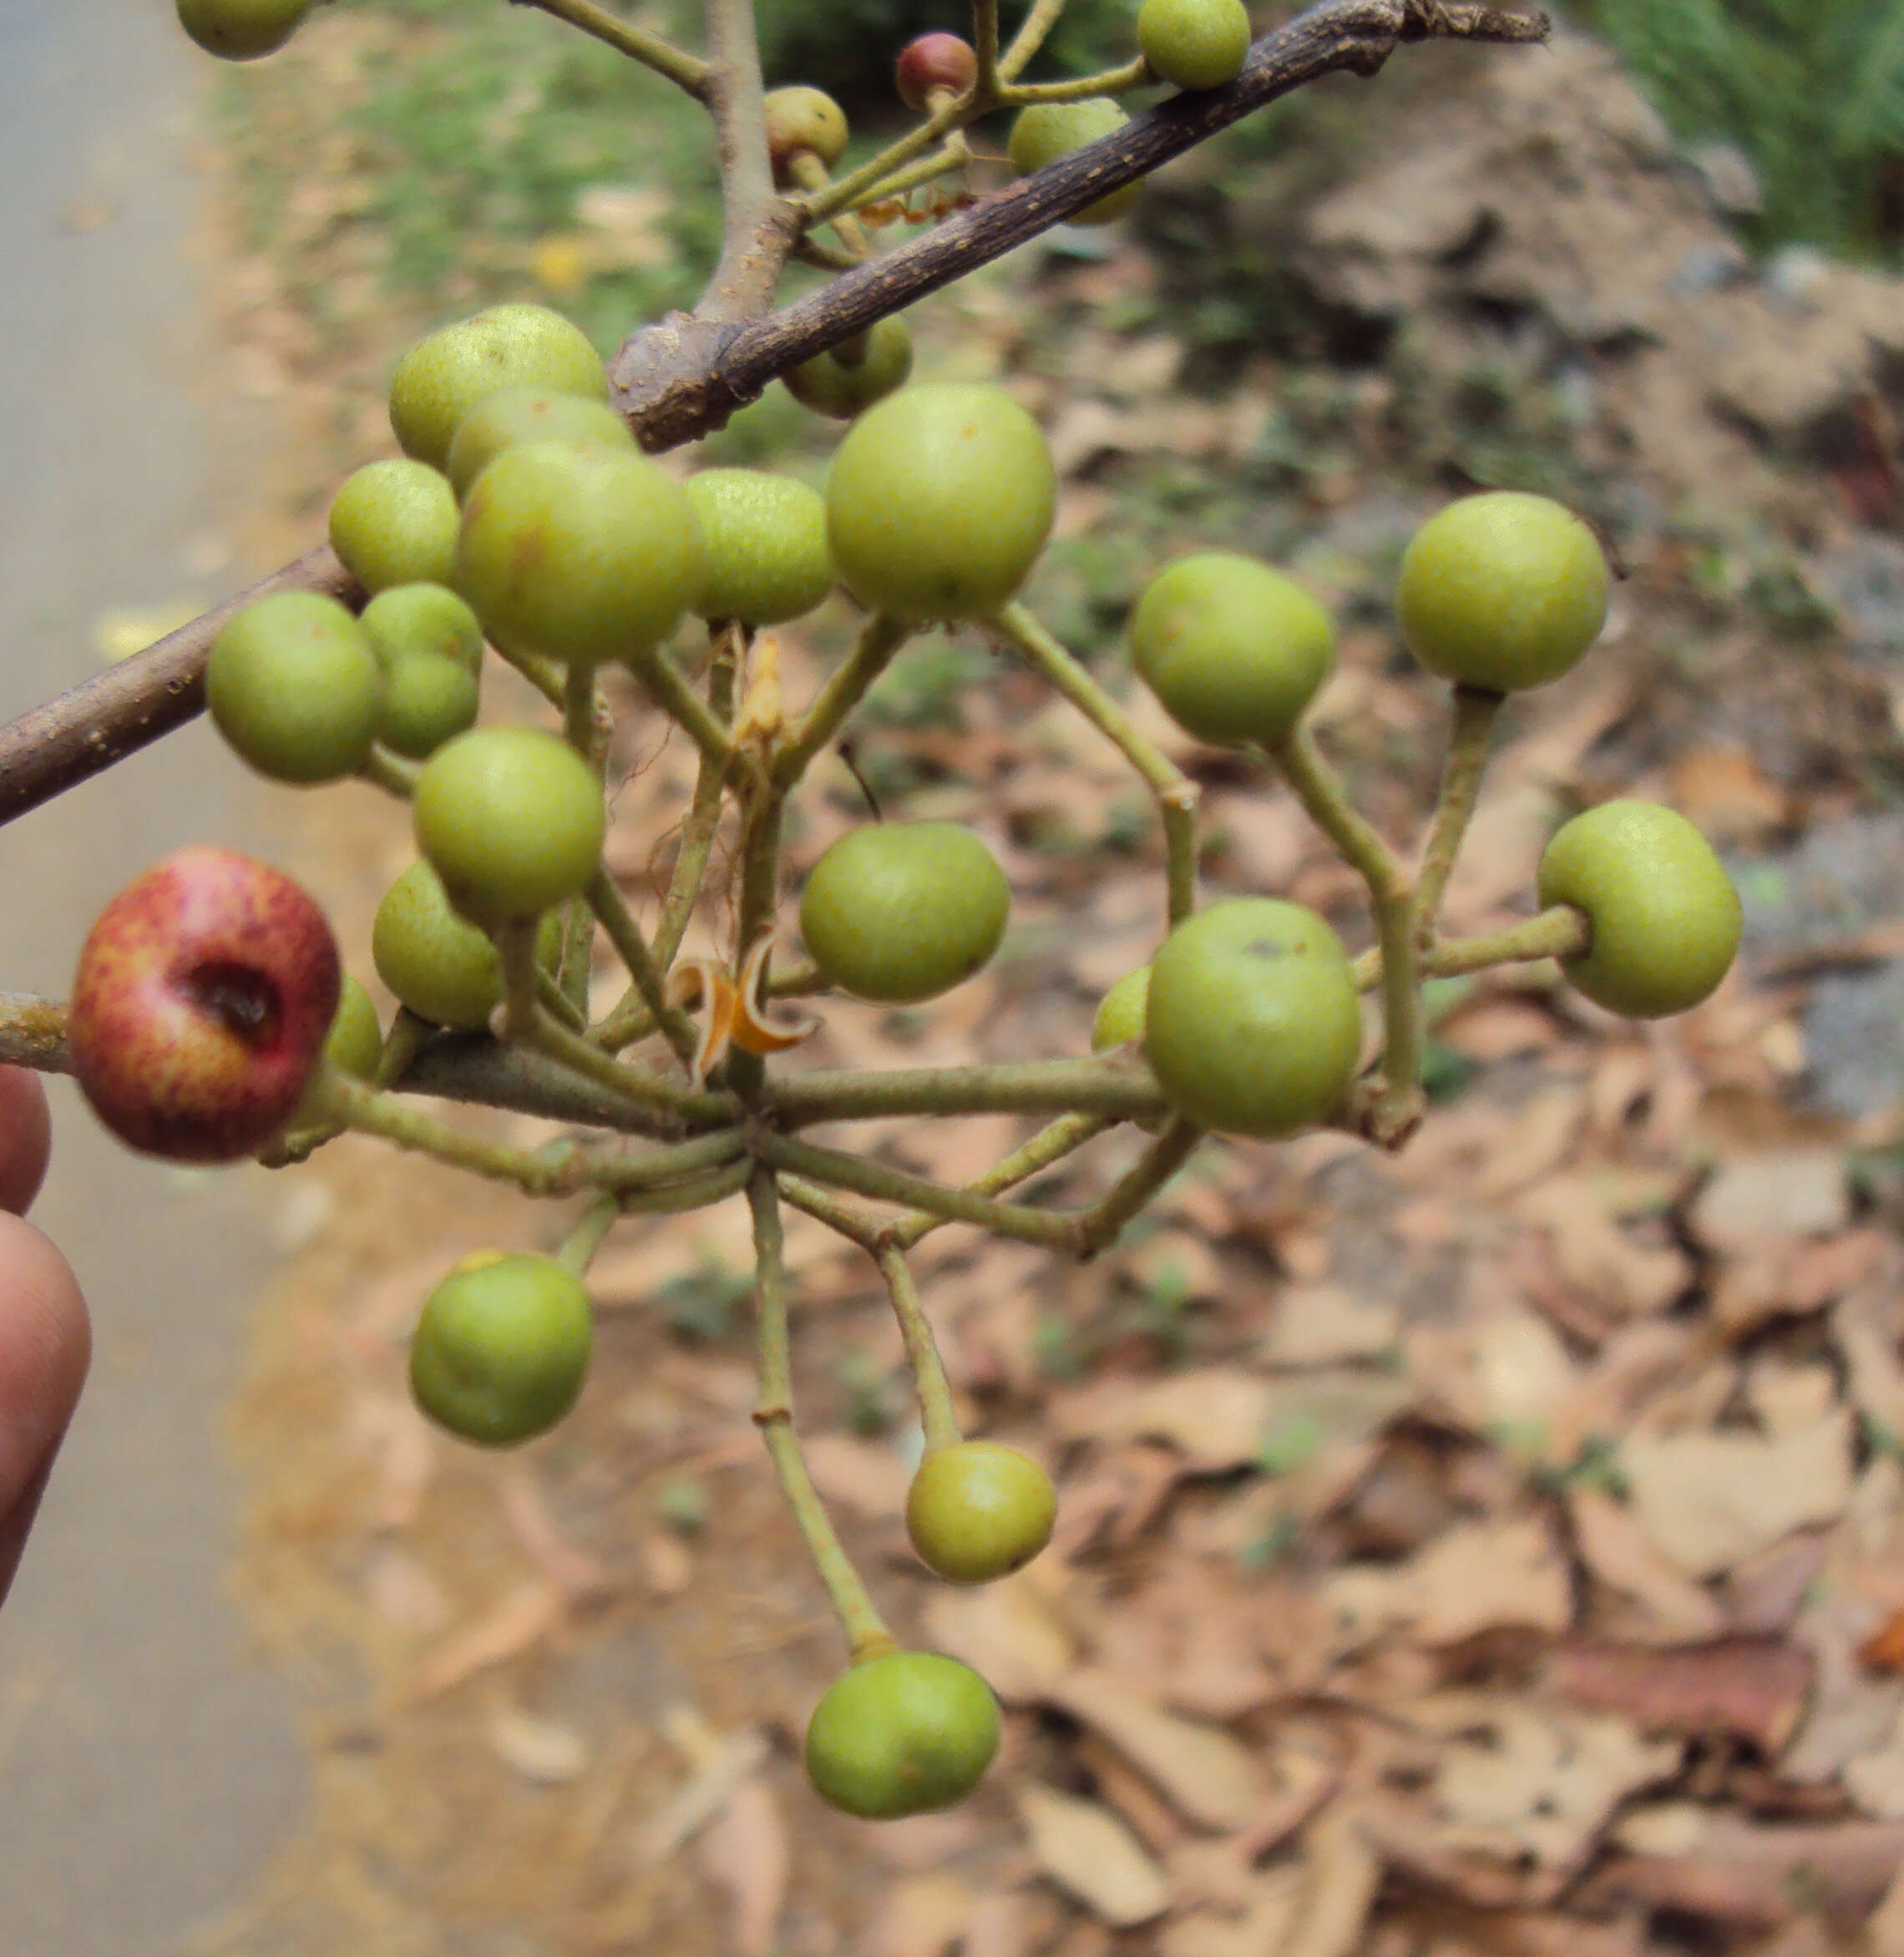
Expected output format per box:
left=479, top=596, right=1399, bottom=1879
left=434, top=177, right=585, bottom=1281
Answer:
left=879, top=1245, right=962, bottom=1450
left=992, top=603, right=1200, bottom=923
left=1351, top=905, right=1591, bottom=989
left=771, top=1056, right=1164, bottom=1126
left=1074, top=1115, right=1202, bottom=1257
left=998, top=0, right=1071, bottom=80
left=773, top=615, right=912, bottom=787
left=1413, top=684, right=1503, bottom=946
left=748, top=1169, right=897, bottom=1661
left=586, top=869, right=702, bottom=1070
left=654, top=625, right=741, bottom=970
left=554, top=1192, right=622, bottom=1277
left=1003, top=58, right=1152, bottom=104
left=515, top=0, right=709, bottom=95
left=889, top=1111, right=1111, bottom=1251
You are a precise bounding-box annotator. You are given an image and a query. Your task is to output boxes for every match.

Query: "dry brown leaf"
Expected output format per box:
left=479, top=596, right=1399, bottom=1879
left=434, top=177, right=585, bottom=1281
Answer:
left=1408, top=1515, right=1574, bottom=1644
left=1159, top=1867, right=1304, bottom=1957
left=1415, top=1693, right=1681, bottom=1871
left=1048, top=1666, right=1268, bottom=1832
left=697, top=1777, right=787, bottom=1957
left=488, top=1706, right=590, bottom=1785
left=1622, top=1413, right=1856, bottom=1578
left=869, top=1873, right=973, bottom=1957
left=803, top=1431, right=913, bottom=1520
left=1514, top=1176, right=1689, bottom=1318
left=924, top=1571, right=1075, bottom=1703
left=633, top=1723, right=770, bottom=1863
left=1046, top=1369, right=1275, bottom=1469
left=1260, top=1285, right=1400, bottom=1368
left=1437, top=995, right=1560, bottom=1061
left=1474, top=1085, right=1586, bottom=1201
left=1567, top=1487, right=1725, bottom=1641
left=1279, top=1808, right=1382, bottom=1957
left=1015, top=1783, right=1172, bottom=1926
left=1667, top=746, right=1791, bottom=845
left=1688, top=1147, right=1851, bottom=1253
left=407, top=1580, right=563, bottom=1702
left=1545, top=1636, right=1814, bottom=1752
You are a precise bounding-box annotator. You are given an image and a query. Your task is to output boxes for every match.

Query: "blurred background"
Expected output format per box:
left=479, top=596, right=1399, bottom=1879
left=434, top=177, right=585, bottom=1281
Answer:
left=6, top=0, right=1904, bottom=1951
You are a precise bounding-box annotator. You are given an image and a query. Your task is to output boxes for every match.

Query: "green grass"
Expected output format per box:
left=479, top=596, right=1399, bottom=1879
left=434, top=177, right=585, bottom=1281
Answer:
left=1569, top=0, right=1904, bottom=264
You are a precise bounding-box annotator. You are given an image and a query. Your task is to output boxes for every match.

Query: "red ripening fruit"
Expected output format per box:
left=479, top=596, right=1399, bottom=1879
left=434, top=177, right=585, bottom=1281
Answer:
left=896, top=33, right=978, bottom=110
left=68, top=847, right=342, bottom=1163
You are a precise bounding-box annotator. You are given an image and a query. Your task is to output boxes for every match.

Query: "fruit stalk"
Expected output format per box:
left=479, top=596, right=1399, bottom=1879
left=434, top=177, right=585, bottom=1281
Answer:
left=651, top=625, right=742, bottom=974
left=991, top=603, right=1200, bottom=923
left=554, top=1193, right=621, bottom=1277
left=1413, top=683, right=1503, bottom=947
left=514, top=0, right=709, bottom=96
left=747, top=1169, right=897, bottom=1661
left=773, top=614, right=912, bottom=786
left=1074, top=1115, right=1203, bottom=1258
left=771, top=1057, right=1164, bottom=1125
left=877, top=1245, right=963, bottom=1451
left=585, top=870, right=703, bottom=1070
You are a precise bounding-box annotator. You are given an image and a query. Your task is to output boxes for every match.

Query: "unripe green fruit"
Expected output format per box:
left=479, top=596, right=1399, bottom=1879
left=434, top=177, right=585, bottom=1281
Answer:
left=293, top=974, right=382, bottom=1123
left=1137, top=0, right=1250, bottom=89
left=825, top=382, right=1056, bottom=624
left=763, top=85, right=849, bottom=180
left=686, top=469, right=833, bottom=625
left=782, top=316, right=914, bottom=421
left=1537, top=799, right=1742, bottom=1019
left=1396, top=491, right=1610, bottom=694
left=1006, top=99, right=1139, bottom=225
left=176, top=0, right=308, bottom=60
left=1146, top=898, right=1362, bottom=1138
left=206, top=590, right=382, bottom=784
left=327, top=458, right=459, bottom=595
left=413, top=726, right=607, bottom=926
left=388, top=305, right=608, bottom=471
left=1091, top=965, right=1151, bottom=1052
left=907, top=1441, right=1057, bottom=1584
left=409, top=1251, right=593, bottom=1447
left=377, top=652, right=480, bottom=760
left=1130, top=553, right=1334, bottom=749
left=800, top=822, right=1010, bottom=1004
left=371, top=862, right=563, bottom=1030
left=444, top=386, right=634, bottom=502
left=359, top=583, right=485, bottom=675
left=455, top=439, right=704, bottom=669
left=805, top=1651, right=1000, bottom=1819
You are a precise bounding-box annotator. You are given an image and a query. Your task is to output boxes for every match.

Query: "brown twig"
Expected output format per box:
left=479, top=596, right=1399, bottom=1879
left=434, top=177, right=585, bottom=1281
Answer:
left=0, top=1, right=1546, bottom=830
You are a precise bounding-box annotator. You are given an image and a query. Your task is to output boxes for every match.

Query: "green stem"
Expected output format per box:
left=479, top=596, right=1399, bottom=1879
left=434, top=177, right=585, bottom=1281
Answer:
left=1266, top=724, right=1421, bottom=1144
left=494, top=918, right=543, bottom=1044
left=516, top=0, right=710, bottom=96
left=624, top=645, right=736, bottom=766
left=530, top=998, right=711, bottom=1120
left=748, top=1169, right=896, bottom=1662
left=772, top=614, right=911, bottom=788
left=972, top=0, right=1000, bottom=99
left=992, top=602, right=1200, bottom=923
left=890, top=1110, right=1109, bottom=1252
left=508, top=646, right=569, bottom=710
left=802, top=97, right=972, bottom=225
left=848, top=137, right=970, bottom=215
left=878, top=1245, right=962, bottom=1452
left=771, top=1056, right=1163, bottom=1127
left=1413, top=684, right=1503, bottom=948
left=375, top=1007, right=429, bottom=1090
left=997, top=0, right=1069, bottom=81
left=1001, top=57, right=1151, bottom=104
left=586, top=868, right=702, bottom=1070
left=562, top=660, right=602, bottom=762
left=753, top=1133, right=1079, bottom=1250
left=357, top=746, right=420, bottom=799
left=600, top=1127, right=748, bottom=1191
left=320, top=1073, right=585, bottom=1196
left=1352, top=905, right=1591, bottom=989
left=609, top=1157, right=752, bottom=1210
left=1074, top=1115, right=1202, bottom=1257
left=554, top=1192, right=620, bottom=1278
left=652, top=625, right=741, bottom=972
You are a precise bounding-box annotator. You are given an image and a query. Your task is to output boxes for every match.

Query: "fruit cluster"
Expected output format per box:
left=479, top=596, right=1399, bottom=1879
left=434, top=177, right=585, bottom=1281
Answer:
left=48, top=0, right=1711, bottom=1823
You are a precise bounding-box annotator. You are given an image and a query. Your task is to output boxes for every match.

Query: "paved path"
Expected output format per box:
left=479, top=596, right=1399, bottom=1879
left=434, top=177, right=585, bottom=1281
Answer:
left=0, top=7, right=308, bottom=1950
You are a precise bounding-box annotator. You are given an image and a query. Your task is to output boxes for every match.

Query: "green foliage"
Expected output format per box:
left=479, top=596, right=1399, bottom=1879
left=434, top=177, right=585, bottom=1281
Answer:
left=1568, top=0, right=1904, bottom=263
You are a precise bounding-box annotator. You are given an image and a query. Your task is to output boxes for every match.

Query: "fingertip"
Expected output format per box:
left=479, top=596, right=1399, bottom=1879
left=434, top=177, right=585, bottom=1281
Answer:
left=0, top=1068, right=52, bottom=1216
left=0, top=1214, right=89, bottom=1605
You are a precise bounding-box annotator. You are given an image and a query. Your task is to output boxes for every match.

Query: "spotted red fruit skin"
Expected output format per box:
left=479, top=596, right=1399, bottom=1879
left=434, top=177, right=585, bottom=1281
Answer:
left=896, top=32, right=977, bottom=109
left=68, top=847, right=342, bottom=1163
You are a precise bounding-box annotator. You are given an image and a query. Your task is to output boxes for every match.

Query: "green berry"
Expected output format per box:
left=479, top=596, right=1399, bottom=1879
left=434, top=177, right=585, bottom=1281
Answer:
left=805, top=1651, right=1000, bottom=1819
left=763, top=86, right=849, bottom=180
left=359, top=583, right=485, bottom=675
left=293, top=974, right=382, bottom=1124
left=455, top=439, right=704, bottom=669
left=1145, top=898, right=1362, bottom=1138
left=176, top=0, right=307, bottom=59
left=371, top=861, right=560, bottom=1029
left=1537, top=800, right=1742, bottom=1019
left=1137, top=0, right=1249, bottom=89
left=413, top=727, right=606, bottom=926
left=1130, top=553, right=1334, bottom=749
left=1091, top=965, right=1151, bottom=1053
left=205, top=590, right=382, bottom=784
left=825, top=382, right=1056, bottom=624
left=782, top=316, right=914, bottom=421
left=409, top=1251, right=592, bottom=1447
left=388, top=305, right=608, bottom=472
left=1396, top=491, right=1610, bottom=694
left=686, top=469, right=833, bottom=626
left=377, top=653, right=480, bottom=760
left=444, top=386, right=635, bottom=502
left=328, top=458, right=459, bottom=595
left=800, top=822, right=1010, bottom=1004
left=1006, top=99, right=1139, bottom=225
left=907, top=1441, right=1056, bottom=1585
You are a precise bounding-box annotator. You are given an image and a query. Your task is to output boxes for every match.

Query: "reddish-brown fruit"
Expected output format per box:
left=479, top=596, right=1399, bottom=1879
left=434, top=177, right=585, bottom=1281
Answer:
left=68, top=847, right=342, bottom=1163
left=896, top=33, right=977, bottom=111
